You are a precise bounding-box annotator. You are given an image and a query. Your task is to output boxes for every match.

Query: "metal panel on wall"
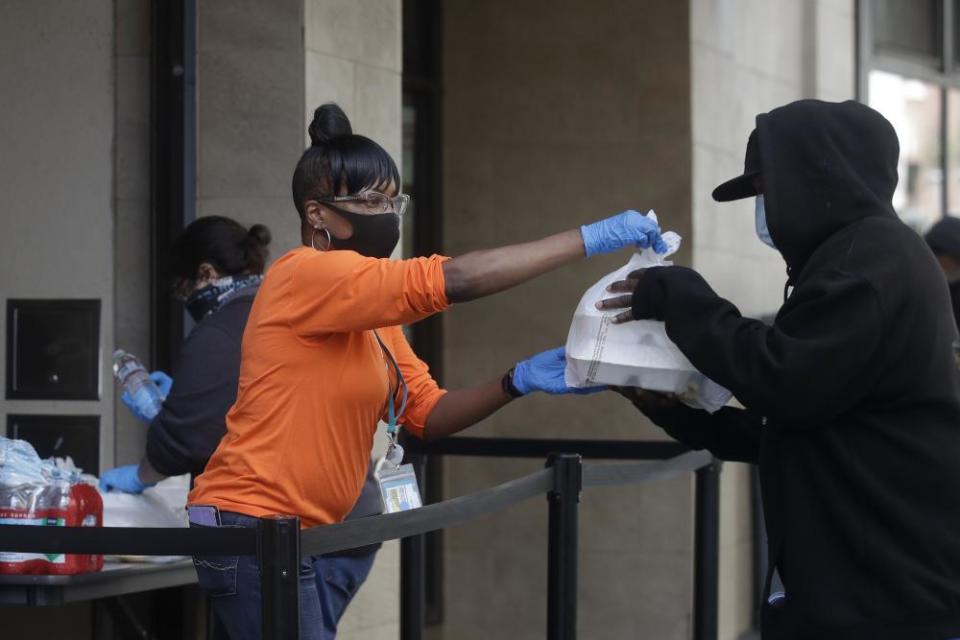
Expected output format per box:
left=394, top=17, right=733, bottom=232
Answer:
left=6, top=299, right=101, bottom=400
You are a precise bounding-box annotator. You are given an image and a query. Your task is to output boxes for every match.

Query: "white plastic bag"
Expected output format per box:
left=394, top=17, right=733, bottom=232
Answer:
left=564, top=211, right=732, bottom=413
left=99, top=474, right=190, bottom=563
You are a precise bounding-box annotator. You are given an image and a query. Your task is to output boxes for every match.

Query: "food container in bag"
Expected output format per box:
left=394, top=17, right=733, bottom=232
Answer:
left=564, top=212, right=732, bottom=412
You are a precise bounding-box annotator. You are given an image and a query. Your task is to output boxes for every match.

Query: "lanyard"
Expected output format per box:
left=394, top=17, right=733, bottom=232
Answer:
left=373, top=330, right=408, bottom=439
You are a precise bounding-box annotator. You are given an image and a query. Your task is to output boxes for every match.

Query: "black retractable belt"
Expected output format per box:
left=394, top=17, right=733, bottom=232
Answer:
left=0, top=524, right=257, bottom=557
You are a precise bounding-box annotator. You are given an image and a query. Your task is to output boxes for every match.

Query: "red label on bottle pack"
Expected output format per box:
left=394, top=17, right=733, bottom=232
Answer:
left=0, top=483, right=103, bottom=575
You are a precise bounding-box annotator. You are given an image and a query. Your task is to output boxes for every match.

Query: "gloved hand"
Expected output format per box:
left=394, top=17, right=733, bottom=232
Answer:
left=121, top=370, right=172, bottom=424
left=98, top=464, right=153, bottom=494
left=580, top=210, right=669, bottom=258
left=150, top=371, right=173, bottom=397
left=512, top=347, right=606, bottom=395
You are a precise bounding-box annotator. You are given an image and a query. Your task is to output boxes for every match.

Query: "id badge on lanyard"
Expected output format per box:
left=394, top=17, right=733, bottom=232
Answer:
left=373, top=331, right=423, bottom=513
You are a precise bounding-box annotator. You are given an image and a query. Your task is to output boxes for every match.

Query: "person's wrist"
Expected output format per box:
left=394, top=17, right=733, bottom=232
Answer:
left=580, top=223, right=601, bottom=257
left=502, top=367, right=524, bottom=398
left=134, top=465, right=153, bottom=490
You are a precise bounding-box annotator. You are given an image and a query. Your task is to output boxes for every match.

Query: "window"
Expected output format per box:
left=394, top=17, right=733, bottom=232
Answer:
left=872, top=0, right=940, bottom=62
left=868, top=71, right=943, bottom=229
left=859, top=1, right=960, bottom=230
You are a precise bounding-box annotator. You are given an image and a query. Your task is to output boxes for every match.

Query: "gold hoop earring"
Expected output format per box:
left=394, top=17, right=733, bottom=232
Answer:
left=311, top=227, right=333, bottom=251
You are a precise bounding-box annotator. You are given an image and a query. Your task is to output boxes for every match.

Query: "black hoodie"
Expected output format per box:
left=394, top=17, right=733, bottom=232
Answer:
left=631, top=100, right=960, bottom=639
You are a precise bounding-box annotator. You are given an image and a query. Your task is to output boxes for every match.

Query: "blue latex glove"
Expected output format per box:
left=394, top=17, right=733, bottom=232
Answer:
left=150, top=371, right=173, bottom=397
left=121, top=370, right=171, bottom=425
left=512, top=347, right=606, bottom=395
left=580, top=210, right=669, bottom=258
left=121, top=388, right=158, bottom=424
left=98, top=464, right=153, bottom=494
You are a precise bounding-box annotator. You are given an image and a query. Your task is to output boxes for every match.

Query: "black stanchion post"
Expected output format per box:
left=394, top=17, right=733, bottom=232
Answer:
left=546, top=453, right=582, bottom=640
left=258, top=515, right=301, bottom=640
left=401, top=533, right=426, bottom=640
left=693, top=459, right=721, bottom=640
left=400, top=447, right=426, bottom=640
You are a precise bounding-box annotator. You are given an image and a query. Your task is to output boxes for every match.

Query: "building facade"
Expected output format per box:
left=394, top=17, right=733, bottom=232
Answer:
left=4, top=1, right=944, bottom=639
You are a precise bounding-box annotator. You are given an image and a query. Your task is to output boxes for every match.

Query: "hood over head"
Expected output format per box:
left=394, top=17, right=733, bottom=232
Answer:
left=715, top=100, right=900, bottom=273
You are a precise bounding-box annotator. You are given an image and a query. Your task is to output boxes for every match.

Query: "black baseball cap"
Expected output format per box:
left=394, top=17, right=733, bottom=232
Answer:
left=712, top=130, right=760, bottom=202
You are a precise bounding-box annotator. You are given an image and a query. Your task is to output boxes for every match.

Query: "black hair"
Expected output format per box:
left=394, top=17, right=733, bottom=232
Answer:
left=291, top=103, right=401, bottom=218
left=169, top=216, right=272, bottom=281
left=926, top=216, right=960, bottom=257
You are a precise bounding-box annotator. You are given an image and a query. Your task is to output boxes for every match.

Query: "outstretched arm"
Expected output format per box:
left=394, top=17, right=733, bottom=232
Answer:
left=383, top=324, right=601, bottom=441
left=293, top=211, right=666, bottom=335
left=423, top=378, right=513, bottom=441
left=615, top=388, right=762, bottom=463
left=443, top=211, right=667, bottom=303
left=600, top=266, right=884, bottom=426
left=422, top=347, right=603, bottom=440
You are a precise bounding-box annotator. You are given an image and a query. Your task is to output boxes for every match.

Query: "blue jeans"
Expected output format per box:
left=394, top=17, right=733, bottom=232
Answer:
left=191, top=512, right=377, bottom=640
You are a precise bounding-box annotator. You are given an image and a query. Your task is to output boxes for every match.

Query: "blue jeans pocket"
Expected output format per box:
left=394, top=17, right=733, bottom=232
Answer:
left=193, top=554, right=239, bottom=598
left=323, top=561, right=361, bottom=598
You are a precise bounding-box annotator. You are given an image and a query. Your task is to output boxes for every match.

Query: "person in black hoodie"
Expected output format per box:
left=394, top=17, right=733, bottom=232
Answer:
left=600, top=100, right=960, bottom=639
left=925, top=216, right=960, bottom=331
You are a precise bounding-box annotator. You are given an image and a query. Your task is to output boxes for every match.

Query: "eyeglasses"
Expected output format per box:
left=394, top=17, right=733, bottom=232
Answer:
left=320, top=191, right=410, bottom=216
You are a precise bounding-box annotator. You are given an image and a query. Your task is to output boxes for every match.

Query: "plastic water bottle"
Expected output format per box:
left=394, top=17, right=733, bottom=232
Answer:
left=112, top=350, right=164, bottom=421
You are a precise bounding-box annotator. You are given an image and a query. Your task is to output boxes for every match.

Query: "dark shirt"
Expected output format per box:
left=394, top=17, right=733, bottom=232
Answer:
left=145, top=292, right=255, bottom=478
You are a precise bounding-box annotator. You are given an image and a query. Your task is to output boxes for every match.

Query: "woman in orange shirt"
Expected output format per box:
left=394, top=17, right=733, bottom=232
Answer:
left=188, top=104, right=666, bottom=640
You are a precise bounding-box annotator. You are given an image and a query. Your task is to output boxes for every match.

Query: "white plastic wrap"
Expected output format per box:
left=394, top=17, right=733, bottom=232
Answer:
left=99, top=474, right=190, bottom=563
left=564, top=212, right=732, bottom=413
left=0, top=437, right=103, bottom=574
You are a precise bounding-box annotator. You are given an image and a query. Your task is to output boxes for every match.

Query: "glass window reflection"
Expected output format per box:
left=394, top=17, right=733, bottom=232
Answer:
left=869, top=70, right=943, bottom=232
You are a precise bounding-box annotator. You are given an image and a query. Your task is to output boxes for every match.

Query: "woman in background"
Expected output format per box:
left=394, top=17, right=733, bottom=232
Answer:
left=101, top=215, right=270, bottom=490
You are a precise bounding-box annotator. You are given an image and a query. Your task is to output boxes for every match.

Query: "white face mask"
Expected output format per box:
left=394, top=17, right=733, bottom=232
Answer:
left=755, top=195, right=776, bottom=249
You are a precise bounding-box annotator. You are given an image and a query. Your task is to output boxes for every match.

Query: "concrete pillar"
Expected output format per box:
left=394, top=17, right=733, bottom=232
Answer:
left=197, top=0, right=305, bottom=254
left=0, top=0, right=114, bottom=636
left=0, top=0, right=115, bottom=463
left=113, top=0, right=154, bottom=465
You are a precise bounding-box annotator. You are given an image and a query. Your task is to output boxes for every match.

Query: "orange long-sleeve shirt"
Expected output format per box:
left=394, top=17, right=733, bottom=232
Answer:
left=188, top=247, right=450, bottom=528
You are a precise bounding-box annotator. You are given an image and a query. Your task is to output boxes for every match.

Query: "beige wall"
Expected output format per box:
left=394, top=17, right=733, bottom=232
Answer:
left=0, top=0, right=115, bottom=466
left=439, top=2, right=694, bottom=638
left=0, top=0, right=114, bottom=636
left=113, top=0, right=153, bottom=466
left=690, top=0, right=855, bottom=637
left=197, top=0, right=305, bottom=255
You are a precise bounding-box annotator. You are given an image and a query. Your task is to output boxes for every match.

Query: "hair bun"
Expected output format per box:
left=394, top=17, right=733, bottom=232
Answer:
left=308, top=103, right=352, bottom=147
left=246, top=223, right=272, bottom=247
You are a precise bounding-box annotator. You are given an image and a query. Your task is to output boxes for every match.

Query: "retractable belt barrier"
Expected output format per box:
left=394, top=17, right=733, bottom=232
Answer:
left=0, top=451, right=709, bottom=558
left=0, top=449, right=714, bottom=640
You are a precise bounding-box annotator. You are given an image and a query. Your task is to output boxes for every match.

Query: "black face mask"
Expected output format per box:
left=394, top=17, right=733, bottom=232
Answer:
left=325, top=204, right=400, bottom=259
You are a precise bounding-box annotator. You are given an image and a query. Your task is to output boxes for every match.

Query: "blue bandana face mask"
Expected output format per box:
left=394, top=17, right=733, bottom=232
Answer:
left=755, top=195, right=776, bottom=249
left=184, top=274, right=263, bottom=322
